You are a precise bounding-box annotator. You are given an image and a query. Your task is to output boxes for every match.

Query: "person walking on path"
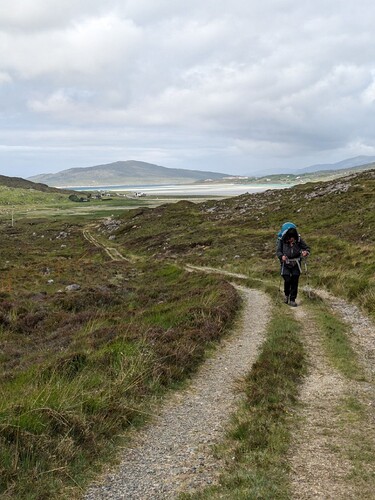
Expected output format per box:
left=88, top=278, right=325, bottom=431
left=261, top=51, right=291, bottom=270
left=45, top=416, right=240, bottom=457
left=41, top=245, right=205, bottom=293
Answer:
left=276, top=222, right=310, bottom=307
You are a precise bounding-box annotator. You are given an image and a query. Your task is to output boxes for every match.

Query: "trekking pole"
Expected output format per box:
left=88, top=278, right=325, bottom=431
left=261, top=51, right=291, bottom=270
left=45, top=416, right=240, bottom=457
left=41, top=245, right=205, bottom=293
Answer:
left=304, top=258, right=312, bottom=298
left=278, top=261, right=284, bottom=302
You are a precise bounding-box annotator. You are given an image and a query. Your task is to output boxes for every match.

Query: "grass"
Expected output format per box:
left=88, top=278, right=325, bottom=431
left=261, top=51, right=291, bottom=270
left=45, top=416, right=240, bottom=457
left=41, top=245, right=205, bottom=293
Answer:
left=0, top=338, right=155, bottom=498
left=0, top=187, right=70, bottom=206
left=182, top=302, right=306, bottom=500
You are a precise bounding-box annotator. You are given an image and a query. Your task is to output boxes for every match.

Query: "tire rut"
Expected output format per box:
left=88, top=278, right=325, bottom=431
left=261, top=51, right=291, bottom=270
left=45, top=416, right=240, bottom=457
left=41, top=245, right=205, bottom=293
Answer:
left=83, top=229, right=130, bottom=262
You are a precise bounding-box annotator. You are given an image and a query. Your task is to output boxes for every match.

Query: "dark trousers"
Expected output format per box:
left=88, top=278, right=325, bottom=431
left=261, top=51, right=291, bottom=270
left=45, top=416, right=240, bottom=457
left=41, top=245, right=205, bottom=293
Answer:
left=283, top=274, right=300, bottom=301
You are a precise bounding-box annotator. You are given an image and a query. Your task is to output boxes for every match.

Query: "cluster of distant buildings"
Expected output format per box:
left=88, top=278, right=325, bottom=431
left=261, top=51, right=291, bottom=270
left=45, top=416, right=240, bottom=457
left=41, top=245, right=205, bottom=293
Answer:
left=88, top=190, right=147, bottom=199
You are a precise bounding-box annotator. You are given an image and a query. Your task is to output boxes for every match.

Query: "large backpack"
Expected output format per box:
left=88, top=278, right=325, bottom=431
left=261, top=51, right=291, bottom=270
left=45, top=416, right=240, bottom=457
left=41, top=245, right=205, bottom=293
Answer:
left=277, top=221, right=298, bottom=241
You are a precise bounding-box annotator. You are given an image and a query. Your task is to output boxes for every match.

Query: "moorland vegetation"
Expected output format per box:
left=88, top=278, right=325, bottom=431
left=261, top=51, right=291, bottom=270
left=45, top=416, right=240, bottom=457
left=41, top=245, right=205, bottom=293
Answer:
left=0, top=169, right=374, bottom=498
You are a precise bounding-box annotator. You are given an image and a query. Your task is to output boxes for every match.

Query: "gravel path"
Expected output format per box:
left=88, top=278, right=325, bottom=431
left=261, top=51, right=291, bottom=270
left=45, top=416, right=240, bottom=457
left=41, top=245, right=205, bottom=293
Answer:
left=85, top=286, right=270, bottom=499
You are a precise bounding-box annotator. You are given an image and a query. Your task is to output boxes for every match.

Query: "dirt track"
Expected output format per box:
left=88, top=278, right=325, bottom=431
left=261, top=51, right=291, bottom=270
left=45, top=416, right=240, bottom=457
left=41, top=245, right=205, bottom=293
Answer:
left=83, top=229, right=130, bottom=261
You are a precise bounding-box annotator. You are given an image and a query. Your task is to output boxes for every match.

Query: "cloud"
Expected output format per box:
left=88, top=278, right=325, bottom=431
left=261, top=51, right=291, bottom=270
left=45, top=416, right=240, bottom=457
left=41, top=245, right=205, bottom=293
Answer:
left=0, top=1, right=106, bottom=30
left=2, top=0, right=375, bottom=177
left=361, top=71, right=375, bottom=104
left=0, top=71, right=12, bottom=84
left=0, top=14, right=142, bottom=81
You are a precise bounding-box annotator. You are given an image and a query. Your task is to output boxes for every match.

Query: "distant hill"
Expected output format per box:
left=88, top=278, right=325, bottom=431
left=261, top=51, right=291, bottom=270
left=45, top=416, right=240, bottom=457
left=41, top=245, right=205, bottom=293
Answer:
left=254, top=161, right=375, bottom=184
left=0, top=174, right=74, bottom=194
left=250, top=155, right=375, bottom=176
left=28, top=161, right=231, bottom=188
left=297, top=155, right=375, bottom=174
left=201, top=161, right=375, bottom=186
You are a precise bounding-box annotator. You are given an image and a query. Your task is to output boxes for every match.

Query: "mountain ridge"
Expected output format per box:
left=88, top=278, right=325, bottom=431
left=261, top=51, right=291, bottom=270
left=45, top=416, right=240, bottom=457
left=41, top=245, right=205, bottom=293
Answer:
left=28, top=160, right=231, bottom=187
left=297, top=155, right=375, bottom=173
left=27, top=156, right=375, bottom=188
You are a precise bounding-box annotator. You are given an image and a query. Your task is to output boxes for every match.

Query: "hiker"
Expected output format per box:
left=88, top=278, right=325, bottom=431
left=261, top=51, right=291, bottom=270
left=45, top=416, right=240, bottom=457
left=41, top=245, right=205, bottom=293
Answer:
left=276, top=222, right=310, bottom=307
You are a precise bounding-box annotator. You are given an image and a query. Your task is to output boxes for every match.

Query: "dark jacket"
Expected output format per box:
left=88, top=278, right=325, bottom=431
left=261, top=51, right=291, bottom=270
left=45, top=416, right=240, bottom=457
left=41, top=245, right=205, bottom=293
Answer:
left=276, top=228, right=310, bottom=276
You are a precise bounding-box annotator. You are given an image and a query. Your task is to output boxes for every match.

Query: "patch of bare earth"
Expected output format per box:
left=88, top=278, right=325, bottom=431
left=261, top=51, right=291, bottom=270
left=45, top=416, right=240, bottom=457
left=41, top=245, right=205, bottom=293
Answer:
left=85, top=286, right=271, bottom=499
left=288, top=293, right=375, bottom=499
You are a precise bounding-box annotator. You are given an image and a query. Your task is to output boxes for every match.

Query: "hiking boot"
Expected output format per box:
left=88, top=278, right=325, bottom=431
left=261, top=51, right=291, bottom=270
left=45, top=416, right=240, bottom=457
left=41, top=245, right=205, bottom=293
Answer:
left=289, top=300, right=297, bottom=307
left=284, top=296, right=289, bottom=304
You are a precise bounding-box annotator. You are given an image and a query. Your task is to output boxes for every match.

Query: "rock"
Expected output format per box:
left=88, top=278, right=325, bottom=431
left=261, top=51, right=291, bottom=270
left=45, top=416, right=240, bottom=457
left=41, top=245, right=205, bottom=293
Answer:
left=101, top=217, right=121, bottom=232
left=304, top=181, right=351, bottom=200
left=56, top=231, right=68, bottom=239
left=65, top=284, right=81, bottom=292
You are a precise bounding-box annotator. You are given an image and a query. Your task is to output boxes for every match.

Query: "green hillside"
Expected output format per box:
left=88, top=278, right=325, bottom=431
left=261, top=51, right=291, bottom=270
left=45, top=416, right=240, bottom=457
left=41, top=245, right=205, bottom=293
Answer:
left=0, top=185, right=71, bottom=206
left=0, top=175, right=74, bottom=194
left=0, top=175, right=86, bottom=208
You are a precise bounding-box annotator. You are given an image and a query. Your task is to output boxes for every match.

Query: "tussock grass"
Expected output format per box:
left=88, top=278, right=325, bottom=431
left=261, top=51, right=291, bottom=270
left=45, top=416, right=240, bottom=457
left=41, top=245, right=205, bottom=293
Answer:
left=184, top=304, right=306, bottom=499
left=0, top=339, right=155, bottom=498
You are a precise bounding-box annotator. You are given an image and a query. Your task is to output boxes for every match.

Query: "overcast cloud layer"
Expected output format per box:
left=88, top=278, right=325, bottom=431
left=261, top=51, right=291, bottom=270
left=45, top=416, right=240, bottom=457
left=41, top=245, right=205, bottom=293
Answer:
left=1, top=0, right=375, bottom=177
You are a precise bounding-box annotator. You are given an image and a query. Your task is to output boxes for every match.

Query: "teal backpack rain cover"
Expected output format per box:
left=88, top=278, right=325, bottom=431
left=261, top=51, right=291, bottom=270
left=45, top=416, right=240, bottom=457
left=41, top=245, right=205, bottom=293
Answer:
left=277, top=222, right=297, bottom=240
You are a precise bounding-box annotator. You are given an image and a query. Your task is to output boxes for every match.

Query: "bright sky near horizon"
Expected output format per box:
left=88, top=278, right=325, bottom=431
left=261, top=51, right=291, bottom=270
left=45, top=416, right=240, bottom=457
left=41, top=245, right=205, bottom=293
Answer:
left=1, top=0, right=375, bottom=178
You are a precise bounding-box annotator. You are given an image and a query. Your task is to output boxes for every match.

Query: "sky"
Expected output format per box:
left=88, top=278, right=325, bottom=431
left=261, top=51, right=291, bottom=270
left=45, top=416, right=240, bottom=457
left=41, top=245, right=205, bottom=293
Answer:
left=1, top=0, right=375, bottom=178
